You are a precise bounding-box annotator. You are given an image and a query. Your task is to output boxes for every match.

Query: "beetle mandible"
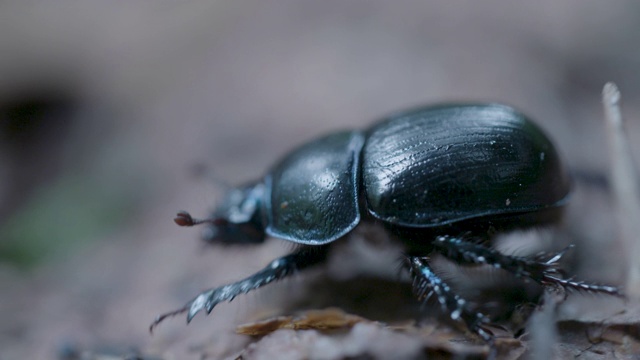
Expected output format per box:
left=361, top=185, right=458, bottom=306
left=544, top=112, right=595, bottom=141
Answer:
left=150, top=103, right=620, bottom=346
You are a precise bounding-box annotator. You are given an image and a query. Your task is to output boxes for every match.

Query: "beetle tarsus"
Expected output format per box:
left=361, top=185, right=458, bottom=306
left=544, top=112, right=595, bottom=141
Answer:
left=150, top=246, right=329, bottom=330
left=541, top=274, right=623, bottom=296
left=149, top=304, right=190, bottom=333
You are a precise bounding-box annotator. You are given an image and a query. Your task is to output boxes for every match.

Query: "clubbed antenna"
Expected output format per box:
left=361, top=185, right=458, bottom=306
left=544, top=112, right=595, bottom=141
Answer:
left=174, top=211, right=227, bottom=227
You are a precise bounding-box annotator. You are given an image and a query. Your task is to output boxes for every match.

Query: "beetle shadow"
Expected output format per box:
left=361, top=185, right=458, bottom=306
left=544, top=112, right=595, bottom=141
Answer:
left=284, top=274, right=420, bottom=323
left=280, top=256, right=542, bottom=337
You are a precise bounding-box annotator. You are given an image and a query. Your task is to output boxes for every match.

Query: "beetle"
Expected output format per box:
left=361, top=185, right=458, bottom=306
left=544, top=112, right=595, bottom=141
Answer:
left=150, top=103, right=620, bottom=347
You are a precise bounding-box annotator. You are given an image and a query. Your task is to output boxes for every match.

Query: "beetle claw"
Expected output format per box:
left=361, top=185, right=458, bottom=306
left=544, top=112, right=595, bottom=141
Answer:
left=149, top=292, right=215, bottom=332
left=149, top=305, right=190, bottom=333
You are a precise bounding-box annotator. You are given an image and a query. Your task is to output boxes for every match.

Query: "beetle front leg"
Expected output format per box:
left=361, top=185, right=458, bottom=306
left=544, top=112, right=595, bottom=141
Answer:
left=150, top=246, right=329, bottom=332
left=432, top=235, right=622, bottom=296
left=407, top=256, right=494, bottom=345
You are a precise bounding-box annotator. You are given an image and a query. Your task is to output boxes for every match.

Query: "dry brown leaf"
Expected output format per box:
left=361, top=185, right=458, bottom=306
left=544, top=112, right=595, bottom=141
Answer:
left=236, top=308, right=369, bottom=336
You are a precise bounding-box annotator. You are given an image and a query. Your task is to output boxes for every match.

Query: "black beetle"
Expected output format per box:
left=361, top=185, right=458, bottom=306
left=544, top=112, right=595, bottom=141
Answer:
left=151, top=103, right=619, bottom=348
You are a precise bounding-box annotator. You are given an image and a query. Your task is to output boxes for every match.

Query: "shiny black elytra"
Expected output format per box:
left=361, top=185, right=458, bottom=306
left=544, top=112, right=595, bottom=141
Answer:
left=151, top=103, right=620, bottom=350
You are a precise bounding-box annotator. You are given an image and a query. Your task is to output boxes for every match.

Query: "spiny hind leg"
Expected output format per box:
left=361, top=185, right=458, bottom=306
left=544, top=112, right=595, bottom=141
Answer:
left=432, top=235, right=621, bottom=295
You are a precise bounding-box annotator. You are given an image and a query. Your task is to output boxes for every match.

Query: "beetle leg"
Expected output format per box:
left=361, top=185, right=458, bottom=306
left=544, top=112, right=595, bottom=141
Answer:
left=407, top=256, right=494, bottom=344
left=150, top=246, right=329, bottom=332
left=432, top=235, right=622, bottom=296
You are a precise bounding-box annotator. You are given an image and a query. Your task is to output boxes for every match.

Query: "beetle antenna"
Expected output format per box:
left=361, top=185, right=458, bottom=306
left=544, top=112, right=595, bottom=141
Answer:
left=174, top=211, right=226, bottom=227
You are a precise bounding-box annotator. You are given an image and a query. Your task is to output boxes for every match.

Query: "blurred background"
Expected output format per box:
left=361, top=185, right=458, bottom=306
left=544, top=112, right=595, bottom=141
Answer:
left=1, top=1, right=639, bottom=359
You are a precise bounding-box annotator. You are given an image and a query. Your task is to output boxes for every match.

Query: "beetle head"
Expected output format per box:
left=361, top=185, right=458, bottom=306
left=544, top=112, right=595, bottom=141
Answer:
left=174, top=183, right=266, bottom=244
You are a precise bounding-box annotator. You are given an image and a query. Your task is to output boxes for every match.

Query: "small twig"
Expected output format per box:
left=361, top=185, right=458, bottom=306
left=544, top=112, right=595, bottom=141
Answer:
left=602, top=82, right=640, bottom=299
left=526, top=287, right=564, bottom=360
